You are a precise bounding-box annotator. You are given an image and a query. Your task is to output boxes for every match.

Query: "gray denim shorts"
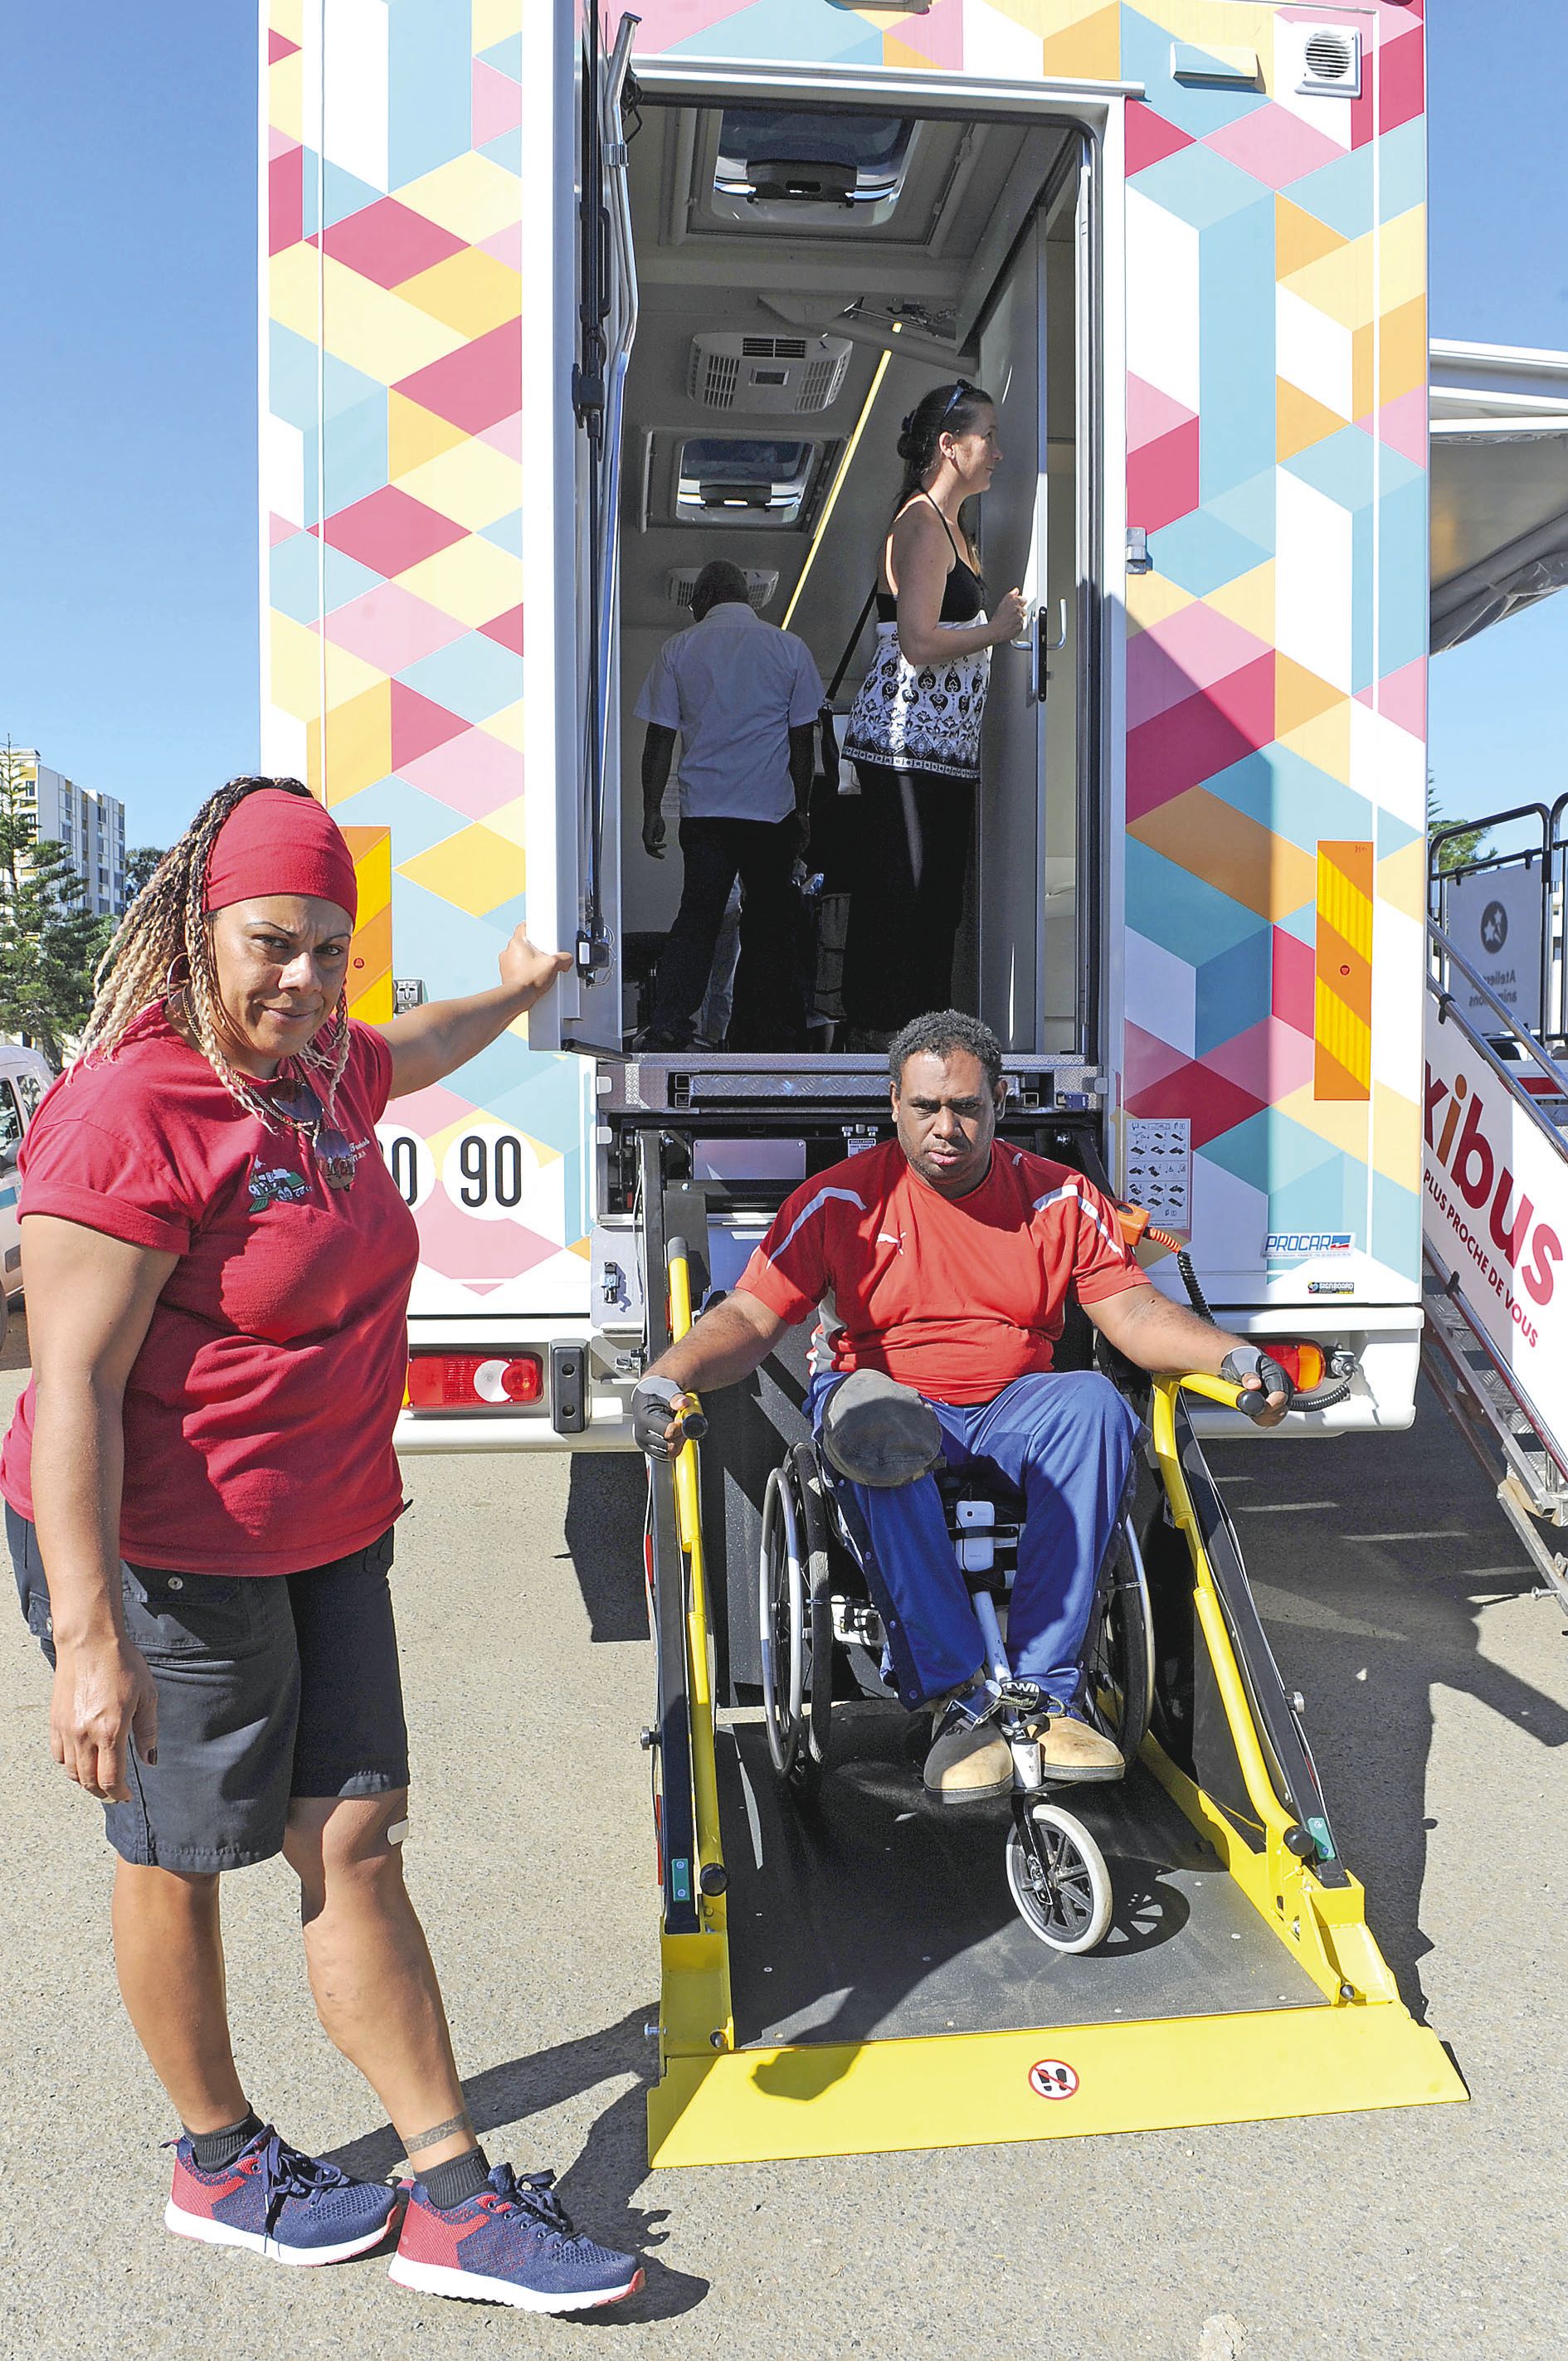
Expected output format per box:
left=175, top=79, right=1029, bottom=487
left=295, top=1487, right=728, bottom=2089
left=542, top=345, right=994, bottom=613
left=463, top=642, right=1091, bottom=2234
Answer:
left=7, top=1507, right=409, bottom=1872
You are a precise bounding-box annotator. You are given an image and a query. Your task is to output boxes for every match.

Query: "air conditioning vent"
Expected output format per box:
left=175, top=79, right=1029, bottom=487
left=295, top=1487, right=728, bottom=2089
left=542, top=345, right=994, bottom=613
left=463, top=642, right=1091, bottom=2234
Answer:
left=688, top=332, right=853, bottom=415
left=1293, top=24, right=1361, bottom=96
left=690, top=347, right=742, bottom=408
left=1304, top=30, right=1353, bottom=80
left=667, top=567, right=780, bottom=613
left=800, top=356, right=844, bottom=411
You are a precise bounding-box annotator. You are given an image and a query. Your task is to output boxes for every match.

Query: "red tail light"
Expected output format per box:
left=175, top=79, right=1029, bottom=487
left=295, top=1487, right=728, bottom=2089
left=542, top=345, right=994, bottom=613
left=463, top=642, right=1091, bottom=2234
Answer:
left=1269, top=1341, right=1327, bottom=1392
left=406, top=1352, right=543, bottom=1409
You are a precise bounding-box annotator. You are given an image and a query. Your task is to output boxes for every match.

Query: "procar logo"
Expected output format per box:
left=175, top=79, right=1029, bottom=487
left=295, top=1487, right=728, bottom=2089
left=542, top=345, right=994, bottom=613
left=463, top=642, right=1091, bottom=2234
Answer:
left=1264, top=1232, right=1353, bottom=1257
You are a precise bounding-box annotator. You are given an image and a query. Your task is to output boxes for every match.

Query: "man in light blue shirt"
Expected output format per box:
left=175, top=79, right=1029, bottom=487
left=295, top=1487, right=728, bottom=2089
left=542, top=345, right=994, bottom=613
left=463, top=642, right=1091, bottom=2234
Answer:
left=635, top=558, right=823, bottom=1050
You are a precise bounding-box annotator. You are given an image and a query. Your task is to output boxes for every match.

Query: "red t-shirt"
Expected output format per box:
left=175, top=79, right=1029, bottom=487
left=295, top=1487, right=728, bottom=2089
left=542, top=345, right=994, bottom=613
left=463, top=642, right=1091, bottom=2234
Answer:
left=736, top=1139, right=1145, bottom=1404
left=0, top=1010, right=419, bottom=1575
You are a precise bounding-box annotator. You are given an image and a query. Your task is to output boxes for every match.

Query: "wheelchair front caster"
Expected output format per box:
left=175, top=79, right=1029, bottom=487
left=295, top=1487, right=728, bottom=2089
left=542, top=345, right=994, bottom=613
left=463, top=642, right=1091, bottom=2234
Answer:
left=1006, top=1799, right=1113, bottom=1953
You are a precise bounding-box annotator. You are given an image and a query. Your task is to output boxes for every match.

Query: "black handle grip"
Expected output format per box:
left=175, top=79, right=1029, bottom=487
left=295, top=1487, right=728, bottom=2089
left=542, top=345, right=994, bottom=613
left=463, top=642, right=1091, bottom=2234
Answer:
left=677, top=1409, right=709, bottom=1443
left=1234, top=1385, right=1271, bottom=1424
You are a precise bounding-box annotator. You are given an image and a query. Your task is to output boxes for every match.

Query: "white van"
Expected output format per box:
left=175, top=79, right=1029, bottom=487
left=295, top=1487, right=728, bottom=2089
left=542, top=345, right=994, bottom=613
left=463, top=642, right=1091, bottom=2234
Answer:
left=0, top=1047, right=56, bottom=1350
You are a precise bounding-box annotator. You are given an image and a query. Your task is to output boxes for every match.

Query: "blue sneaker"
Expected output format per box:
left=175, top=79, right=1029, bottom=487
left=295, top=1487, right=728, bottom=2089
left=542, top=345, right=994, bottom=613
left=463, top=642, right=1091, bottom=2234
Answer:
left=389, top=2162, right=642, bottom=2313
left=165, top=2125, right=397, bottom=2266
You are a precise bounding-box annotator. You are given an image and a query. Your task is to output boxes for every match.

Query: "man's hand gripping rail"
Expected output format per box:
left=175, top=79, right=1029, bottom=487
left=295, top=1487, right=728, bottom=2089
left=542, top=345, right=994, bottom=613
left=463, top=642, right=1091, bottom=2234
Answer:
left=1216, top=1345, right=1295, bottom=1424
left=631, top=1373, right=709, bottom=1459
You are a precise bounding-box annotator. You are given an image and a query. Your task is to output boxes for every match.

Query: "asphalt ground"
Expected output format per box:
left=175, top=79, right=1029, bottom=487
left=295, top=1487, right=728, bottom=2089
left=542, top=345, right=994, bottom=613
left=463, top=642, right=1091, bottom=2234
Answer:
left=2, top=1311, right=1566, bottom=2360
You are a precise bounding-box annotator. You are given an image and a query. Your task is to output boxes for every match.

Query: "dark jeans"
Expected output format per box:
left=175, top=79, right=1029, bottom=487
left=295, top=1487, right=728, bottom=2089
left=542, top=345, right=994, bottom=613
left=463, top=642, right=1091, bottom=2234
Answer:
left=650, top=814, right=801, bottom=1050
left=841, top=762, right=974, bottom=1030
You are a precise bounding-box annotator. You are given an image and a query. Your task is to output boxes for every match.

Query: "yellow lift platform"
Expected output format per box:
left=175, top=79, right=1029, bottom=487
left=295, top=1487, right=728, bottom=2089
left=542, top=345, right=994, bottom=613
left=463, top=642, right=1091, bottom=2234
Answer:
left=635, top=1147, right=1464, bottom=2169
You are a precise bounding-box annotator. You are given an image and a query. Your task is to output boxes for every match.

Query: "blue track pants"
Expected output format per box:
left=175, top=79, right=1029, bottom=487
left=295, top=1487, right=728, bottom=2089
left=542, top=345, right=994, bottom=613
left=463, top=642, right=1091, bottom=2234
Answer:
left=809, top=1370, right=1141, bottom=1711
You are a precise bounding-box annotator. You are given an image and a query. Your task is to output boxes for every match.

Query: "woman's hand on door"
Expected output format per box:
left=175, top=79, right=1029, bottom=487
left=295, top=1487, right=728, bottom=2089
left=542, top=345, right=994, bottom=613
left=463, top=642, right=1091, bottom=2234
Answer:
left=989, top=587, right=1028, bottom=645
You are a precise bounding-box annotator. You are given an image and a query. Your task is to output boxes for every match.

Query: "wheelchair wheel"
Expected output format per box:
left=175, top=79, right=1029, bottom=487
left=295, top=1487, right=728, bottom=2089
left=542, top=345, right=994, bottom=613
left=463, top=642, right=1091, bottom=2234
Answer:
left=1081, top=1515, right=1155, bottom=1764
left=1006, top=1801, right=1113, bottom=1954
left=759, top=1464, right=806, bottom=1780
left=789, top=1443, right=835, bottom=1792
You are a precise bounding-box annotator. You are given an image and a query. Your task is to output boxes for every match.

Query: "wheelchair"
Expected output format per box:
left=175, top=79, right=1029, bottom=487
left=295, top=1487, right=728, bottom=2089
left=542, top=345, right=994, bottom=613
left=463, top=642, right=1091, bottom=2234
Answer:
left=757, top=1430, right=1156, bottom=1955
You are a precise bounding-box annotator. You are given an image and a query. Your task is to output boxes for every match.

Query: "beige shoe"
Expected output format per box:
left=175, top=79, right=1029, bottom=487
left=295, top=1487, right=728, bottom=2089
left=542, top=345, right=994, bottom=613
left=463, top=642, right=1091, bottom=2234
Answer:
left=1035, top=1711, right=1124, bottom=1784
left=923, top=1714, right=1013, bottom=1804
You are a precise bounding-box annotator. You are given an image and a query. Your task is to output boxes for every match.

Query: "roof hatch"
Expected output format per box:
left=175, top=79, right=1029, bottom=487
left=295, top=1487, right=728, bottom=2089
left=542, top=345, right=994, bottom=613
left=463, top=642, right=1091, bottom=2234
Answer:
left=711, top=109, right=917, bottom=226
left=674, top=436, right=820, bottom=528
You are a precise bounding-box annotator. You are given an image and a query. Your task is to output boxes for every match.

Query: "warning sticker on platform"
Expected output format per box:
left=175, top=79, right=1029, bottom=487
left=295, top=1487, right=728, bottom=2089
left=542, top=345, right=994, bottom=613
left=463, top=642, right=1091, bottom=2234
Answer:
left=1028, top=2058, right=1079, bottom=2101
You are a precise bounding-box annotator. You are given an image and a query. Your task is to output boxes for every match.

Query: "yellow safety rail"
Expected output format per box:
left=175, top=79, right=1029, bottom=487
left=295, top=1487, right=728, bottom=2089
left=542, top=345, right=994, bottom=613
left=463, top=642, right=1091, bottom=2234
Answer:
left=664, top=1244, right=726, bottom=1913
left=1155, top=1375, right=1297, bottom=1850
left=658, top=1245, right=733, bottom=2064
left=1144, top=1373, right=1399, bottom=2008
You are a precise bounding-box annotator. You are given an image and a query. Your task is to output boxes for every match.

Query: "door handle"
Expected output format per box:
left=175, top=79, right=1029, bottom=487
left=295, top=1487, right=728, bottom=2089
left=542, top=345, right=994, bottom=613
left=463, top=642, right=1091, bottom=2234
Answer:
left=1031, top=597, right=1068, bottom=701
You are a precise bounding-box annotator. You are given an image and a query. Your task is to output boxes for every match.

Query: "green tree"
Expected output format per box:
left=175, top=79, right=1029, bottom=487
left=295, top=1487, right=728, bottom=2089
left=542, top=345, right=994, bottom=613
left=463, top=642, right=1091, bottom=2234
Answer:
left=1428, top=778, right=1493, bottom=874
left=125, top=844, right=165, bottom=899
left=0, top=743, right=111, bottom=1061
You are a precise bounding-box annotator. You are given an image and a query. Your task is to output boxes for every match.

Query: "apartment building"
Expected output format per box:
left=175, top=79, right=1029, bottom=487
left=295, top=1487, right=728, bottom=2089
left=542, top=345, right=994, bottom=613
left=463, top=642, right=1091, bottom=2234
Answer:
left=6, top=750, right=127, bottom=918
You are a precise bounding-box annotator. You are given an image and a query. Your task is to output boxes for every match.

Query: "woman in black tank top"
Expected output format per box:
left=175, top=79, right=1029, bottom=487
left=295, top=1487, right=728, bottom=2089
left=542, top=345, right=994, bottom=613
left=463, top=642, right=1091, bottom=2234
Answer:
left=872, top=501, right=986, bottom=627
left=840, top=382, right=1026, bottom=1046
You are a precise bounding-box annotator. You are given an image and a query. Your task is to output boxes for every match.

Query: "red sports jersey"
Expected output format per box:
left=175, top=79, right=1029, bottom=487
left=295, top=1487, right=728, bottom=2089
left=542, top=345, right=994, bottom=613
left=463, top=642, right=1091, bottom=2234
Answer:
left=736, top=1138, right=1145, bottom=1404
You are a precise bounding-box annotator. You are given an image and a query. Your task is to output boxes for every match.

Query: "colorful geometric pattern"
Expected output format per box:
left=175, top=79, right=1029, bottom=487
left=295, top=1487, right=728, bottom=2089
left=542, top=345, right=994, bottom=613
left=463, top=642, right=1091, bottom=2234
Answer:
left=632, top=0, right=1427, bottom=1305
left=1116, top=0, right=1428, bottom=1296
left=267, top=0, right=1428, bottom=1317
left=264, top=2, right=590, bottom=1317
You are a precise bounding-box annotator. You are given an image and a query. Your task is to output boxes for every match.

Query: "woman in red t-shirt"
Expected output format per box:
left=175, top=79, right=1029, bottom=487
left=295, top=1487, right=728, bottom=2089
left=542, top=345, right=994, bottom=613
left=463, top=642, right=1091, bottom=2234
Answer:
left=2, top=778, right=641, bottom=2311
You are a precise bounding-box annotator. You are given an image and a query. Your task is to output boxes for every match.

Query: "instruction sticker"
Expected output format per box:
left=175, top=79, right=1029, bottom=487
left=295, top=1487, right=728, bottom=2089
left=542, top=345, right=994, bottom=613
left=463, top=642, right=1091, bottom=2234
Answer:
left=1027, top=2058, right=1079, bottom=2101
left=1125, top=1117, right=1190, bottom=1229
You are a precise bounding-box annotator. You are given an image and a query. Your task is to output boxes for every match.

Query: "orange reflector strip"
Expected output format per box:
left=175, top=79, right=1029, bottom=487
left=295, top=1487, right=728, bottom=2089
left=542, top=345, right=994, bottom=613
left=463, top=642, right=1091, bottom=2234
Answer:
left=1313, top=840, right=1373, bottom=1102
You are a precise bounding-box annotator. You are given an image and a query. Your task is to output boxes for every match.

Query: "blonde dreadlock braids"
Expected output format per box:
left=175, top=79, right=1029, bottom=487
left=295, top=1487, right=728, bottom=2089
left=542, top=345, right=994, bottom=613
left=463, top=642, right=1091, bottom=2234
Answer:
left=80, top=775, right=353, bottom=1126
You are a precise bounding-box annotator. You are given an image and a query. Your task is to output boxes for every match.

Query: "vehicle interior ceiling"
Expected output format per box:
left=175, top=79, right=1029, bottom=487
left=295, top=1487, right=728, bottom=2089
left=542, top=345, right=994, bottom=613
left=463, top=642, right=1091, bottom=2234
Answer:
left=615, top=97, right=1083, bottom=1057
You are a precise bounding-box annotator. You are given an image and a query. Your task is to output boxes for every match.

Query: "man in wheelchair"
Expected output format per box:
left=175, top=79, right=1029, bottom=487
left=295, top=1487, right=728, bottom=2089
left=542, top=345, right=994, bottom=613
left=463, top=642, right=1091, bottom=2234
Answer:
left=634, top=1010, right=1291, bottom=1804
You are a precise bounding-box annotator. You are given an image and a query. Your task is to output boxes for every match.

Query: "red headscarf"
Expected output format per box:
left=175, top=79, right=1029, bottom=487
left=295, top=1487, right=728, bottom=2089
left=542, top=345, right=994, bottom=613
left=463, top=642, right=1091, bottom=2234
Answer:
left=203, top=788, right=358, bottom=923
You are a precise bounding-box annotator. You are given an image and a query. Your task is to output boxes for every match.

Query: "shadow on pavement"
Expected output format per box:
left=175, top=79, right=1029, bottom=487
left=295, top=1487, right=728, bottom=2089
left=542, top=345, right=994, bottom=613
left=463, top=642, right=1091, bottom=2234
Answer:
left=324, top=2005, right=709, bottom=2321
left=1209, top=1375, right=1568, bottom=2021
left=563, top=1455, right=650, bottom=1644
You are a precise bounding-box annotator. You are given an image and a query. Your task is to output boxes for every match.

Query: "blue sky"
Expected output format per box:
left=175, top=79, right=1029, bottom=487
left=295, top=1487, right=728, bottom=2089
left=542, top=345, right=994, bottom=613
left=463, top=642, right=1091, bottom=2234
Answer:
left=1, top=2, right=1563, bottom=849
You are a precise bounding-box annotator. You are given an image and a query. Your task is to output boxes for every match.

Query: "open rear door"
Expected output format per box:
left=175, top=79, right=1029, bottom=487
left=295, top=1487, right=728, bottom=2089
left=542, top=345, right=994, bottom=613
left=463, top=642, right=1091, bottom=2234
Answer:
left=570, top=7, right=640, bottom=1035
left=976, top=204, right=1047, bottom=1049
left=975, top=153, right=1088, bottom=1055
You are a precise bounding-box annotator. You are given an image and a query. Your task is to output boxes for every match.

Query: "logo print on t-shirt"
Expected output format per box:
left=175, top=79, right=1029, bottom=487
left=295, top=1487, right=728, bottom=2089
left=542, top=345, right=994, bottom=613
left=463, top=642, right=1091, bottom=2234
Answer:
left=248, top=1162, right=310, bottom=1213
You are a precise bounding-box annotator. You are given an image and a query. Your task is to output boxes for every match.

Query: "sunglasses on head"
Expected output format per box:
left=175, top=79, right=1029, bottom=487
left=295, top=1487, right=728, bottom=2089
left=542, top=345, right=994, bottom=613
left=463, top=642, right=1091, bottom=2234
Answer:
left=270, top=1074, right=358, bottom=1190
left=937, top=378, right=975, bottom=428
